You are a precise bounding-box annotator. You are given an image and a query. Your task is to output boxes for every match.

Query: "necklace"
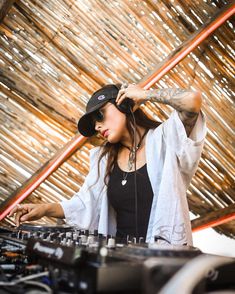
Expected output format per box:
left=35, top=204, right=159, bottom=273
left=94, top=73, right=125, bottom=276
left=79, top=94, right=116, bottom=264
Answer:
left=121, top=130, right=148, bottom=186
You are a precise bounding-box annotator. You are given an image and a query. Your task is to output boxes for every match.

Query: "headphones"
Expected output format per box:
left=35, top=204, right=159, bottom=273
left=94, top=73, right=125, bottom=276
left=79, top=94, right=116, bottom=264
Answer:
left=111, top=97, right=134, bottom=114
left=112, top=84, right=134, bottom=114
left=91, top=97, right=134, bottom=124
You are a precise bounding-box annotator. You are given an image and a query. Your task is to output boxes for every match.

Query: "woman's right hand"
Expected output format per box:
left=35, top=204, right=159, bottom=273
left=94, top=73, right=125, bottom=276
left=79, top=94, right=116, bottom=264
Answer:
left=8, top=203, right=48, bottom=226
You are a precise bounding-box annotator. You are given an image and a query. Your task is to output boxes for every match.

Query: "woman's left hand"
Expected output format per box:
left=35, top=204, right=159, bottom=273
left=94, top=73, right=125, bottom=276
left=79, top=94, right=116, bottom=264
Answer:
left=116, top=83, right=147, bottom=109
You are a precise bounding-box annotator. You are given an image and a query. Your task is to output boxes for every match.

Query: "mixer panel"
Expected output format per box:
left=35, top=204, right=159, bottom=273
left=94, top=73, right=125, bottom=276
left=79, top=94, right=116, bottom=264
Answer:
left=0, top=224, right=234, bottom=294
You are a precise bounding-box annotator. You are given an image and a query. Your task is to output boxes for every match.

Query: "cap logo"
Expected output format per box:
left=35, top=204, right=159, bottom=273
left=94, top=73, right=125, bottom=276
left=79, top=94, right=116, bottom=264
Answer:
left=97, top=95, right=106, bottom=100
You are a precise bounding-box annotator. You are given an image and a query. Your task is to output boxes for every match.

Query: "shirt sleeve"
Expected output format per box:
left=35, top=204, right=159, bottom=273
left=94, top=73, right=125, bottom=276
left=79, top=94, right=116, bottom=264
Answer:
left=162, top=110, right=207, bottom=174
left=60, top=147, right=104, bottom=230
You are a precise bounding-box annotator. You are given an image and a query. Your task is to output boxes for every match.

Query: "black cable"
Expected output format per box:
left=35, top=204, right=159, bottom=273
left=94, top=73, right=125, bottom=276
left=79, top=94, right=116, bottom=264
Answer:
left=129, top=108, right=139, bottom=239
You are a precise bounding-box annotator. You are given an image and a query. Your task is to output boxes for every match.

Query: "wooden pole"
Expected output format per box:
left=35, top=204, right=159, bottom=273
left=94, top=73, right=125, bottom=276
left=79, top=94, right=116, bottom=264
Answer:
left=139, top=2, right=235, bottom=89
left=192, top=204, right=235, bottom=232
left=0, top=135, right=87, bottom=220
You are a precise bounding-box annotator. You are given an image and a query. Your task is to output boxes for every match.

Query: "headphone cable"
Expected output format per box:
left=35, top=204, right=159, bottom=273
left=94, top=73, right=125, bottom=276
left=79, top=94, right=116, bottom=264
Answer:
left=130, top=108, right=139, bottom=239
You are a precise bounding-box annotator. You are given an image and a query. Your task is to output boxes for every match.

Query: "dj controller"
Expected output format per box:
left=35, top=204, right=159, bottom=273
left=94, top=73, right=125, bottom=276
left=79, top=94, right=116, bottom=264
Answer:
left=0, top=224, right=234, bottom=294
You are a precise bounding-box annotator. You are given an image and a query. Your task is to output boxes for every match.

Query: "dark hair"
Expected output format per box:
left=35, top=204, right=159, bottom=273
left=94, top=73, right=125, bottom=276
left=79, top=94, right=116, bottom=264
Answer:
left=96, top=106, right=161, bottom=185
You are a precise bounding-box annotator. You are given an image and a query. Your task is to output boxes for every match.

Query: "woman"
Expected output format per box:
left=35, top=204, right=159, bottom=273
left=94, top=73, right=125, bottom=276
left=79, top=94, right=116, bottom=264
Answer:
left=9, top=83, right=206, bottom=245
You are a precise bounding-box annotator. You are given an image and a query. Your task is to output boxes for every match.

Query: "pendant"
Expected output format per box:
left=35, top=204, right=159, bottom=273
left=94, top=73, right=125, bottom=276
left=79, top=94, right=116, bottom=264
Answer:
left=121, top=180, right=127, bottom=186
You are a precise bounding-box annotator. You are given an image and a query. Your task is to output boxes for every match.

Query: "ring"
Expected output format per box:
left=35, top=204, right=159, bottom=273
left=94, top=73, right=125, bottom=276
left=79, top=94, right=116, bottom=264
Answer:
left=122, top=82, right=128, bottom=89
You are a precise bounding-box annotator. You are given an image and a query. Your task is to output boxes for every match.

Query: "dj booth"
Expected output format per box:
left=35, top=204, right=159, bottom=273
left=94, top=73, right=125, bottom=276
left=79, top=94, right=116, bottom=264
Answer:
left=0, top=224, right=234, bottom=294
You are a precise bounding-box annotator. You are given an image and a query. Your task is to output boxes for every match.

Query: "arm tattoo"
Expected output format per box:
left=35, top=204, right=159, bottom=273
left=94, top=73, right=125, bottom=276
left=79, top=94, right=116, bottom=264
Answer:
left=146, top=88, right=200, bottom=136
left=178, top=111, right=199, bottom=137
left=146, top=88, right=193, bottom=112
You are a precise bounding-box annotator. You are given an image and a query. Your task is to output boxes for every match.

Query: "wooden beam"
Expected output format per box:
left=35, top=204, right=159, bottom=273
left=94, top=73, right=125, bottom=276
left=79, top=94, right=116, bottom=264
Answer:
left=139, top=2, right=235, bottom=88
left=0, top=135, right=87, bottom=220
left=0, top=0, right=16, bottom=23
left=192, top=204, right=235, bottom=232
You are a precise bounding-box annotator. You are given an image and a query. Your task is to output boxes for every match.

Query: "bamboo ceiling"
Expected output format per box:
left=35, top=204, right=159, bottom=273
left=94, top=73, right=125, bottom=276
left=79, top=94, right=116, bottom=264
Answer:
left=0, top=0, right=234, bottom=237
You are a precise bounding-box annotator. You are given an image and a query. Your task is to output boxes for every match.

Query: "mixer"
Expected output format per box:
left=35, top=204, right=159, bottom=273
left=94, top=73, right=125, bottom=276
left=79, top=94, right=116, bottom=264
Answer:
left=0, top=223, right=234, bottom=294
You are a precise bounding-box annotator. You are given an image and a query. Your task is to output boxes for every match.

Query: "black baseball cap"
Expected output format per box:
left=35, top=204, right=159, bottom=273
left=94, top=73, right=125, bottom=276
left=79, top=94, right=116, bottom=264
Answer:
left=78, top=84, right=121, bottom=137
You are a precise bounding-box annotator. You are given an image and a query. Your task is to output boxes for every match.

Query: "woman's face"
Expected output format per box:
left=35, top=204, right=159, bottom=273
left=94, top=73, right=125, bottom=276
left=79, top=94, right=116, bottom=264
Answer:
left=94, top=102, right=128, bottom=143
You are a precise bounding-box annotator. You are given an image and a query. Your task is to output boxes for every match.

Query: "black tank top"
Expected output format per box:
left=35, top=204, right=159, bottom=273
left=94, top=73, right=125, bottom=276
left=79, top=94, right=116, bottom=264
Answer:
left=107, top=162, right=154, bottom=240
